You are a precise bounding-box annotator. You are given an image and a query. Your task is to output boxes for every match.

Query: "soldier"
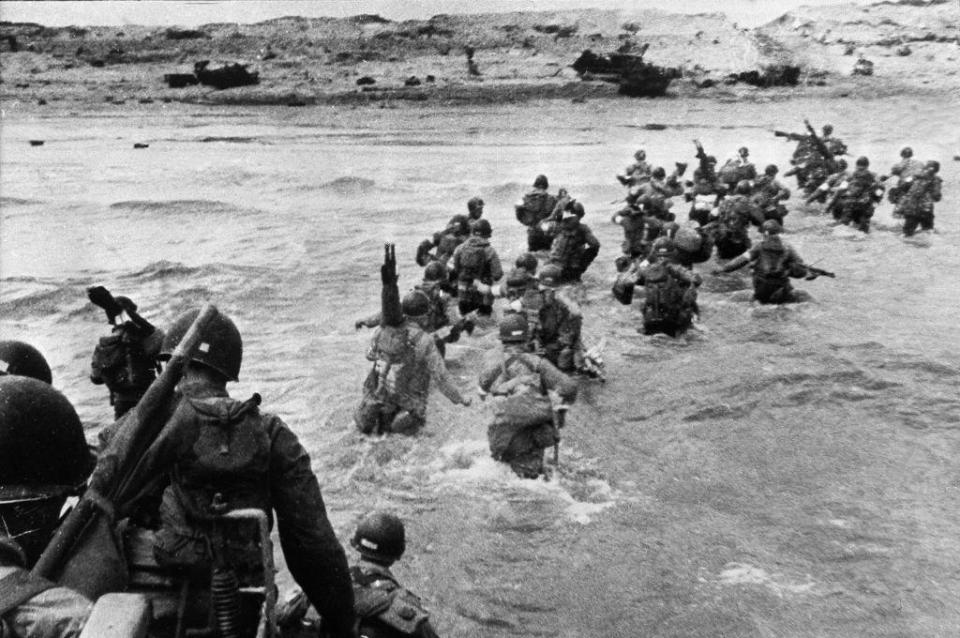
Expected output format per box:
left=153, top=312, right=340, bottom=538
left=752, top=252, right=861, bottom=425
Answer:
left=0, top=340, right=52, bottom=384
left=1, top=375, right=95, bottom=638
left=278, top=513, right=442, bottom=638
left=479, top=313, right=577, bottom=479
left=899, top=160, right=943, bottom=237
left=714, top=219, right=818, bottom=304
left=415, top=215, right=470, bottom=268
left=888, top=146, right=926, bottom=208
left=497, top=253, right=540, bottom=307
left=547, top=206, right=600, bottom=282
left=636, top=237, right=701, bottom=337
left=515, top=175, right=559, bottom=251
left=356, top=262, right=473, bottom=358
left=523, top=264, right=585, bottom=373
left=357, top=245, right=471, bottom=436
left=820, top=124, right=848, bottom=157
left=714, top=180, right=757, bottom=259
left=837, top=156, right=883, bottom=232
left=718, top=146, right=757, bottom=191
left=451, top=218, right=503, bottom=317
left=130, top=308, right=358, bottom=638
left=87, top=288, right=164, bottom=419
left=616, top=149, right=652, bottom=187
left=750, top=164, right=791, bottom=225
left=466, top=196, right=485, bottom=232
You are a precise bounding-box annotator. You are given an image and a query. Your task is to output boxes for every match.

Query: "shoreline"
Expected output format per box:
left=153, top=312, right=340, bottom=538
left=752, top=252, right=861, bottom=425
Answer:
left=1, top=2, right=957, bottom=111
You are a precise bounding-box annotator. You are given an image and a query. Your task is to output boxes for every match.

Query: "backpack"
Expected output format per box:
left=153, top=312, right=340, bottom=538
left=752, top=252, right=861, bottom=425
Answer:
left=516, top=191, right=556, bottom=226
left=351, top=566, right=430, bottom=637
left=642, top=264, right=688, bottom=324
left=457, top=240, right=488, bottom=282
left=90, top=326, right=157, bottom=392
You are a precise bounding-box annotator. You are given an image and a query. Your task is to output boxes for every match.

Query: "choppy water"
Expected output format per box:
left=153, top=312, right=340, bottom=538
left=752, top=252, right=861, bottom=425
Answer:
left=2, top=95, right=959, bottom=637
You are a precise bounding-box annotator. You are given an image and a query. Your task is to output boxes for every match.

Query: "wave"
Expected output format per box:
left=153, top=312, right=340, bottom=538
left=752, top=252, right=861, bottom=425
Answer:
left=0, top=278, right=84, bottom=320
left=0, top=196, right=40, bottom=207
left=318, top=176, right=377, bottom=194
left=108, top=199, right=241, bottom=215
left=198, top=136, right=260, bottom=143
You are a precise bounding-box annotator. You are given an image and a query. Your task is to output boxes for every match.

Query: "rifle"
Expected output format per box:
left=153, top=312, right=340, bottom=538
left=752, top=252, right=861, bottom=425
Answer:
left=806, top=265, right=836, bottom=279
left=33, top=304, right=220, bottom=599
left=803, top=119, right=838, bottom=173
left=87, top=286, right=155, bottom=333
left=774, top=130, right=807, bottom=141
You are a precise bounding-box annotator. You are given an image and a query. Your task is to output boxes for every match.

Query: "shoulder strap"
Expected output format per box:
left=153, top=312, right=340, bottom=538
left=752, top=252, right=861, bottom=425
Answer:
left=0, top=568, right=57, bottom=617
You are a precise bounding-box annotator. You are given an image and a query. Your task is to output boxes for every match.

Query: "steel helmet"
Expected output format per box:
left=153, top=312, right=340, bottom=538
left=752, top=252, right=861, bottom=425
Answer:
left=900, top=146, right=913, bottom=158
left=467, top=196, right=484, bottom=217
left=473, top=218, right=492, bottom=237
left=0, top=376, right=92, bottom=492
left=499, top=313, right=529, bottom=343
left=925, top=160, right=940, bottom=173
left=706, top=155, right=717, bottom=165
left=736, top=180, right=752, bottom=194
left=351, top=512, right=406, bottom=563
left=765, top=164, right=778, bottom=176
left=515, top=252, right=539, bottom=273
left=822, top=124, right=834, bottom=135
left=160, top=308, right=243, bottom=382
left=836, top=158, right=848, bottom=170
left=634, top=149, right=646, bottom=161
left=0, top=340, right=53, bottom=384
left=446, top=214, right=470, bottom=236
left=761, top=219, right=782, bottom=235
left=1, top=375, right=94, bottom=564
left=652, top=166, right=666, bottom=180
left=505, top=268, right=534, bottom=292
left=651, top=236, right=677, bottom=259
left=423, top=261, right=447, bottom=282
left=738, top=146, right=749, bottom=156
left=856, top=156, right=869, bottom=168
left=570, top=201, right=586, bottom=218
left=538, top=263, right=563, bottom=289
left=401, top=290, right=430, bottom=319
left=533, top=174, right=549, bottom=189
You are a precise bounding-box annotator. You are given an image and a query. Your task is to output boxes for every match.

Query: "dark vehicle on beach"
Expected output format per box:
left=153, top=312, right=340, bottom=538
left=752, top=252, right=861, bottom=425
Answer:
left=571, top=45, right=681, bottom=97
left=164, top=60, right=260, bottom=90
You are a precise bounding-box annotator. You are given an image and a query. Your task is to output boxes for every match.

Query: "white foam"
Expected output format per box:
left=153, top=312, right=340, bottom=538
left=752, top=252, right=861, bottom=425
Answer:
left=718, top=562, right=816, bottom=596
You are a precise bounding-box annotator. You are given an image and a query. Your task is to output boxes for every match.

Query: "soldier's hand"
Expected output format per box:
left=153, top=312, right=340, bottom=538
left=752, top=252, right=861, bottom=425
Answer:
left=354, top=319, right=365, bottom=330
left=805, top=271, right=819, bottom=281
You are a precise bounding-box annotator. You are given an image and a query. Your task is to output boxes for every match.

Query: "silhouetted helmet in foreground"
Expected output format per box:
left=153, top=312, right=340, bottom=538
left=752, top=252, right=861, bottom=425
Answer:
left=0, top=376, right=94, bottom=564
left=836, top=158, right=849, bottom=170
left=533, top=174, right=549, bottom=189
left=570, top=201, right=586, bottom=219
left=352, top=512, right=406, bottom=564
left=0, top=340, right=52, bottom=384
left=473, top=218, right=492, bottom=238
left=900, top=147, right=913, bottom=158
left=467, top=196, right=484, bottom=218
left=423, top=261, right=447, bottom=282
left=761, top=219, right=783, bottom=235
left=401, top=290, right=430, bottom=319
left=160, top=308, right=243, bottom=382
left=499, top=313, right=529, bottom=344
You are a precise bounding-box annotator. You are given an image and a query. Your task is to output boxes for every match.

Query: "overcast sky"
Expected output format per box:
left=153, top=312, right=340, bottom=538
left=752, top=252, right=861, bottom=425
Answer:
left=1, top=0, right=880, bottom=28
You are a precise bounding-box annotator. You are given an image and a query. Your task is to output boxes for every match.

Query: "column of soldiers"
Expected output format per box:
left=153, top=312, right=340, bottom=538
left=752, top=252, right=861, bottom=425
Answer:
left=1, top=120, right=946, bottom=637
